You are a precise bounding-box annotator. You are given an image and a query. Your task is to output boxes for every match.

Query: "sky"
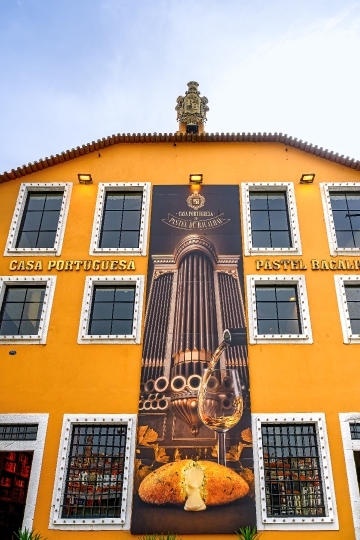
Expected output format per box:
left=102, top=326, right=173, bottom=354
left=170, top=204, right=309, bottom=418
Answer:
left=1, top=0, right=360, bottom=173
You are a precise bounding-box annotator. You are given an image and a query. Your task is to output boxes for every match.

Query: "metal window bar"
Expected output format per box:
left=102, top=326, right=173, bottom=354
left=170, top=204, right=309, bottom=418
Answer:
left=344, top=285, right=360, bottom=334
left=350, top=423, right=360, bottom=440
left=0, top=285, right=46, bottom=336
left=261, top=423, right=325, bottom=517
left=0, top=424, right=38, bottom=441
left=89, top=285, right=135, bottom=336
left=249, top=191, right=292, bottom=249
left=61, top=424, right=127, bottom=518
left=100, top=191, right=142, bottom=249
left=330, top=191, right=360, bottom=248
left=16, top=191, right=63, bottom=249
left=255, top=285, right=302, bottom=335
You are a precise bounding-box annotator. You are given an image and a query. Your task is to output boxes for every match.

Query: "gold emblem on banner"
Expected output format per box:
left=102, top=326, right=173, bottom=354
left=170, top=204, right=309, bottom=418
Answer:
left=187, top=190, right=205, bottom=210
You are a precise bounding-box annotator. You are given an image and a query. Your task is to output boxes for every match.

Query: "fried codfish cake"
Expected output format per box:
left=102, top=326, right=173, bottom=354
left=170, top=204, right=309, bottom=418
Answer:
left=138, top=459, right=249, bottom=506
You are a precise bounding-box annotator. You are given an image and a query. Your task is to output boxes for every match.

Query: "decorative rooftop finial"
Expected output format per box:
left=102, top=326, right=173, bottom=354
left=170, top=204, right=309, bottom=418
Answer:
left=175, top=82, right=209, bottom=134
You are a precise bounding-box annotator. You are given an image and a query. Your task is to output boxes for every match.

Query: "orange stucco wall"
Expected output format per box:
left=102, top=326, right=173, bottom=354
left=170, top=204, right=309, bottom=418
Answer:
left=0, top=141, right=359, bottom=539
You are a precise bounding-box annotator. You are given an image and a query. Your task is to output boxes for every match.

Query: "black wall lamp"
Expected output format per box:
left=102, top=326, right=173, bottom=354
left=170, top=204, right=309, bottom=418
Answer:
left=300, top=173, right=315, bottom=184
left=78, top=173, right=93, bottom=185
left=189, top=174, right=203, bottom=185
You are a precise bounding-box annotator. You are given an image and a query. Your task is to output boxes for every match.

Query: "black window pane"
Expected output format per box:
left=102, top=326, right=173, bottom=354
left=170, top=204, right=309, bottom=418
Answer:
left=267, top=193, right=286, bottom=210
left=90, top=319, right=112, bottom=335
left=350, top=216, right=360, bottom=230
left=44, top=194, right=63, bottom=210
left=94, top=288, right=115, bottom=302
left=115, top=288, right=135, bottom=302
left=333, top=211, right=351, bottom=230
left=346, top=287, right=360, bottom=302
left=120, top=231, right=139, bottom=248
left=252, top=231, right=271, bottom=248
left=0, top=320, right=19, bottom=335
left=250, top=193, right=268, bottom=210
left=347, top=194, right=360, bottom=210
left=37, top=231, right=57, bottom=248
left=111, top=319, right=133, bottom=335
left=354, top=231, right=360, bottom=248
left=92, top=302, right=114, bottom=320
left=256, top=287, right=276, bottom=301
left=106, top=193, right=124, bottom=210
left=121, top=211, right=141, bottom=230
left=19, top=319, right=40, bottom=335
left=103, top=211, right=123, bottom=230
left=113, top=302, right=134, bottom=319
left=0, top=286, right=45, bottom=336
left=350, top=319, right=360, bottom=334
left=27, top=194, right=46, bottom=211
left=3, top=303, right=23, bottom=321
left=100, top=231, right=121, bottom=248
left=251, top=211, right=269, bottom=230
left=270, top=231, right=291, bottom=248
left=269, top=211, right=289, bottom=230
left=258, top=319, right=279, bottom=334
left=276, top=287, right=297, bottom=301
left=348, top=302, right=360, bottom=320
left=257, top=302, right=278, bottom=319
left=6, top=288, right=27, bottom=302
left=22, top=212, right=42, bottom=231
left=278, top=319, right=301, bottom=334
left=17, top=231, right=38, bottom=248
left=40, top=211, right=60, bottom=230
left=335, top=230, right=354, bottom=248
left=330, top=193, right=347, bottom=210
left=277, top=302, right=298, bottom=320
left=123, top=193, right=142, bottom=210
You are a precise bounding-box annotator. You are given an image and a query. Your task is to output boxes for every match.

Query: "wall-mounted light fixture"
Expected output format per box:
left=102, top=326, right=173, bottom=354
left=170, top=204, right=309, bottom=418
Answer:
left=78, top=173, right=93, bottom=185
left=189, top=174, right=203, bottom=185
left=300, top=173, right=315, bottom=184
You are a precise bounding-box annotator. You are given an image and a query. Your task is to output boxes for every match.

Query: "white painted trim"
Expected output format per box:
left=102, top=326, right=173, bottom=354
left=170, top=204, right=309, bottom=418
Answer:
left=4, top=183, right=72, bottom=257
left=246, top=274, right=313, bottom=344
left=0, top=275, right=56, bottom=345
left=77, top=275, right=144, bottom=344
left=49, top=414, right=137, bottom=531
left=339, top=413, right=360, bottom=540
left=252, top=413, right=338, bottom=531
left=0, top=414, right=48, bottom=532
left=334, top=275, right=360, bottom=344
left=320, top=182, right=360, bottom=257
left=89, top=182, right=150, bottom=256
left=241, top=182, right=302, bottom=256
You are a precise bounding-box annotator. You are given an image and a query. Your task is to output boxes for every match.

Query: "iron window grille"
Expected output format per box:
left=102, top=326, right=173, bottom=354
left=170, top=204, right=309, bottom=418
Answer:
left=344, top=285, right=360, bottom=334
left=61, top=424, right=127, bottom=519
left=255, top=285, right=301, bottom=335
left=350, top=423, right=360, bottom=440
left=89, top=285, right=135, bottom=336
left=0, top=424, right=38, bottom=440
left=100, top=191, right=142, bottom=249
left=261, top=423, right=325, bottom=517
left=0, top=285, right=46, bottom=336
left=329, top=191, right=360, bottom=249
left=249, top=191, right=292, bottom=249
left=16, top=191, right=64, bottom=249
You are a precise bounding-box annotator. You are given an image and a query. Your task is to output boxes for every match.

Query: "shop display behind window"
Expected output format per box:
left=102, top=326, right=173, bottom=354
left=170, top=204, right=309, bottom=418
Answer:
left=261, top=423, right=325, bottom=517
left=0, top=285, right=46, bottom=336
left=16, top=191, right=63, bottom=249
left=249, top=191, right=292, bottom=248
left=100, top=191, right=142, bottom=249
left=255, top=285, right=301, bottom=335
left=61, top=424, right=127, bottom=518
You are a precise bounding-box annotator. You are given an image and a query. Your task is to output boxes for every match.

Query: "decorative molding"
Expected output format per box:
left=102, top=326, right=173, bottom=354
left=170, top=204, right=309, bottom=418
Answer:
left=339, top=413, right=360, bottom=540
left=241, top=182, right=302, bottom=256
left=334, top=275, right=360, bottom=344
left=77, top=275, right=144, bottom=344
left=320, top=182, right=360, bottom=256
left=0, top=413, right=48, bottom=532
left=89, top=182, right=150, bottom=256
left=0, top=275, right=56, bottom=345
left=49, top=414, right=137, bottom=531
left=4, top=183, right=72, bottom=257
left=252, top=413, right=338, bottom=531
left=246, top=274, right=313, bottom=344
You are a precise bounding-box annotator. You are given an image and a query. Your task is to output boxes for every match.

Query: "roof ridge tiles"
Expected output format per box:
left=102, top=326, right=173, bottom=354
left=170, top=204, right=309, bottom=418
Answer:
left=1, top=132, right=359, bottom=183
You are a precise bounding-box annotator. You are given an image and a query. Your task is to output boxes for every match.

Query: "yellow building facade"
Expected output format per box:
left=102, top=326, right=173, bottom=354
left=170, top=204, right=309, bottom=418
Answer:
left=1, top=83, right=360, bottom=539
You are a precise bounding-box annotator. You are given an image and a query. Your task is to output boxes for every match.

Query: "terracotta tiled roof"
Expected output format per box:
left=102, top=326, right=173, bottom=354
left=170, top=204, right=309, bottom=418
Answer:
left=1, top=132, right=359, bottom=184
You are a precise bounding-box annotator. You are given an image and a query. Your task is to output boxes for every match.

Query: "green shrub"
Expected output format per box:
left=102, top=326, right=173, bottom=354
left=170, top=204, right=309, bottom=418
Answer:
left=234, top=526, right=262, bottom=540
left=14, top=528, right=47, bottom=540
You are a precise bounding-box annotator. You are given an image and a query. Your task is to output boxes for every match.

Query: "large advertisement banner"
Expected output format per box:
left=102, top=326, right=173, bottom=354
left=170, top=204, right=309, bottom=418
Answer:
left=131, top=185, right=255, bottom=534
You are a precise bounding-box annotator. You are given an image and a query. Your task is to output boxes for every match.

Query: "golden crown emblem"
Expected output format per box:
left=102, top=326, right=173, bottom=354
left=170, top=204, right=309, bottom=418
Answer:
left=186, top=190, right=205, bottom=210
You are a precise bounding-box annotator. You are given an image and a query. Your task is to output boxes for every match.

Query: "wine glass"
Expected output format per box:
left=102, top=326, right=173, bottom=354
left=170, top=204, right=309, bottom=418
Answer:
left=198, top=368, right=243, bottom=467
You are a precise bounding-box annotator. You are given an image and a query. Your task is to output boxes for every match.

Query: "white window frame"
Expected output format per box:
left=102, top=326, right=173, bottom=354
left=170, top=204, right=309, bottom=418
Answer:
left=89, top=182, right=150, bottom=256
left=49, top=414, right=136, bottom=531
left=252, top=413, right=338, bottom=531
left=4, top=182, right=72, bottom=257
left=77, top=275, right=144, bottom=344
left=241, top=182, right=302, bottom=256
left=246, top=274, right=313, bottom=344
left=0, top=413, right=48, bottom=532
left=0, top=275, right=56, bottom=345
left=339, top=413, right=360, bottom=540
left=334, top=275, right=360, bottom=344
left=321, top=182, right=360, bottom=256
